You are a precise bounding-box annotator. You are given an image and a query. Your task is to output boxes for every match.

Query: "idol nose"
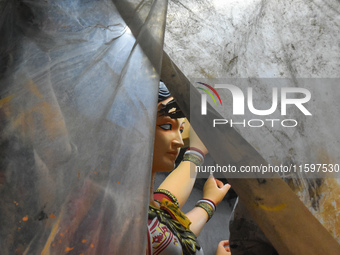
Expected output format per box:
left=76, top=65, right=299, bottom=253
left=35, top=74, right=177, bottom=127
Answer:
left=172, top=131, right=184, bottom=149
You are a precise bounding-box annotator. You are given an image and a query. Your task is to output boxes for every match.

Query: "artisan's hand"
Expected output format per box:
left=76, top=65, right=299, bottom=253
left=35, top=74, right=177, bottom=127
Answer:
left=189, top=127, right=208, bottom=155
left=203, top=174, right=231, bottom=205
left=215, top=240, right=231, bottom=255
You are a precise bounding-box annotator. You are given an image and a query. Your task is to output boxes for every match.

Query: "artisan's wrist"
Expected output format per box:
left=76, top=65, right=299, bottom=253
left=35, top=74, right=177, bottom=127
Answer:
left=194, top=205, right=210, bottom=222
left=195, top=198, right=216, bottom=222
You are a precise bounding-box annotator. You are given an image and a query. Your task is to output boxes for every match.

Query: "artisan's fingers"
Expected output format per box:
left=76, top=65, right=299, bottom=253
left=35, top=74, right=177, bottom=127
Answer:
left=221, top=183, right=231, bottom=193
left=219, top=240, right=231, bottom=252
left=219, top=240, right=229, bottom=246
left=215, top=178, right=224, bottom=188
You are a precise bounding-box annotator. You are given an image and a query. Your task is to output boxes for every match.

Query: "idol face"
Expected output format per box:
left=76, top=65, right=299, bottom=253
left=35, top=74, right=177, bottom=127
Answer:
left=152, top=97, right=185, bottom=173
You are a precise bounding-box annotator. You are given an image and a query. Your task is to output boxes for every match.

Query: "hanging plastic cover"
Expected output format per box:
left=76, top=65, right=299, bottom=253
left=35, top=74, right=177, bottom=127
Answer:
left=0, top=0, right=167, bottom=254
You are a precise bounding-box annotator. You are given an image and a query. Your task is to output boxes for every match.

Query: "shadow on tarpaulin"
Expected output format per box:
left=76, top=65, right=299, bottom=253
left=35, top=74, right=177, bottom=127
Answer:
left=0, top=0, right=167, bottom=254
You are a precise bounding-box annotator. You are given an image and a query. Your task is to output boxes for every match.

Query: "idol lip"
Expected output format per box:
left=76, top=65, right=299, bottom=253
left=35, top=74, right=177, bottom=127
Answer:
left=167, top=150, right=179, bottom=156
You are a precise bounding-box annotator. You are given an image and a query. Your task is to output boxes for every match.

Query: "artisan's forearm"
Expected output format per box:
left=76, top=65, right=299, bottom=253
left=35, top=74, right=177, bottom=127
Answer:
left=186, top=207, right=209, bottom=237
left=157, top=161, right=197, bottom=208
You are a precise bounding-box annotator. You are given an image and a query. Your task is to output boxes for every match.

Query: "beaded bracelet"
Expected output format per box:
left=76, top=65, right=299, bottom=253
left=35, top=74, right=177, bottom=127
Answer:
left=185, top=150, right=204, bottom=161
left=182, top=153, right=203, bottom=166
left=187, top=147, right=206, bottom=158
left=195, top=201, right=214, bottom=222
left=185, top=147, right=205, bottom=159
left=183, top=147, right=205, bottom=166
left=197, top=199, right=216, bottom=212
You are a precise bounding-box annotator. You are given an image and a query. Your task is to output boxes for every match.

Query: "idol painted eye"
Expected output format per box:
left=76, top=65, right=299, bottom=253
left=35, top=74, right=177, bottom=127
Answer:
left=180, top=129, right=184, bottom=134
left=158, top=123, right=172, bottom=131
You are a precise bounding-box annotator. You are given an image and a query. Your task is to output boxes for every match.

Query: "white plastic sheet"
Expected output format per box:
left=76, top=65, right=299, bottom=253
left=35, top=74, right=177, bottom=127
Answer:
left=0, top=0, right=167, bottom=254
